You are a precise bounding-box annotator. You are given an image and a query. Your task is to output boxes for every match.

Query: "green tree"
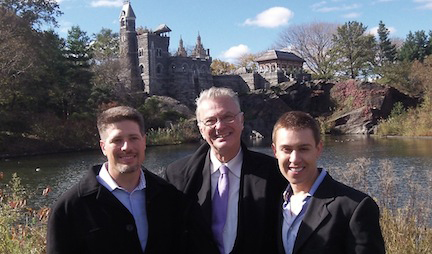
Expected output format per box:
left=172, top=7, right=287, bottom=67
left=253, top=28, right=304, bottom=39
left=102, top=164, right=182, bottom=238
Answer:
left=62, top=26, right=93, bottom=118
left=331, top=21, right=376, bottom=79
left=89, top=28, right=123, bottom=107
left=0, top=0, right=62, bottom=28
left=377, top=20, right=397, bottom=64
left=399, top=30, right=431, bottom=62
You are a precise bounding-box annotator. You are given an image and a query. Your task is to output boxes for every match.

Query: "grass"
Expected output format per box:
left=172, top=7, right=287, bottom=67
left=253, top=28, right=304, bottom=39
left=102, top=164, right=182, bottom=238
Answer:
left=377, top=95, right=432, bottom=137
left=329, top=158, right=432, bottom=254
left=0, top=156, right=431, bottom=253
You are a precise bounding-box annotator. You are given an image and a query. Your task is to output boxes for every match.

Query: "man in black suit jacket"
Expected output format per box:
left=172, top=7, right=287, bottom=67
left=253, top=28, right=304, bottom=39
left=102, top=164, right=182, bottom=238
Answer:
left=47, top=106, right=216, bottom=254
left=165, top=87, right=286, bottom=254
left=271, top=111, right=385, bottom=254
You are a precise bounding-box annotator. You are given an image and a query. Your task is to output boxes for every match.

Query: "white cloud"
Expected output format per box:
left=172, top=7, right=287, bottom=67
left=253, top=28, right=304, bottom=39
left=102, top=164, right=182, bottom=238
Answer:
left=342, top=12, right=361, bottom=18
left=221, top=44, right=250, bottom=63
left=414, top=0, right=432, bottom=10
left=59, top=20, right=73, bottom=34
left=312, top=3, right=360, bottom=12
left=367, top=26, right=397, bottom=36
left=243, top=7, right=294, bottom=28
left=91, top=0, right=123, bottom=8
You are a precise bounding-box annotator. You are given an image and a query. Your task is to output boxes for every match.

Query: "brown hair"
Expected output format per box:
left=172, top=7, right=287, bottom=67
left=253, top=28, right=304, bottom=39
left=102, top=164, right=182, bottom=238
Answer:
left=97, top=106, right=145, bottom=138
left=272, top=111, right=321, bottom=145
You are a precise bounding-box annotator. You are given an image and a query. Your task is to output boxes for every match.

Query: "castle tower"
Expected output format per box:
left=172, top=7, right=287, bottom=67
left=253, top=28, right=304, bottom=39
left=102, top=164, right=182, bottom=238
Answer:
left=191, top=33, right=208, bottom=59
left=176, top=36, right=187, bottom=57
left=119, top=1, right=142, bottom=91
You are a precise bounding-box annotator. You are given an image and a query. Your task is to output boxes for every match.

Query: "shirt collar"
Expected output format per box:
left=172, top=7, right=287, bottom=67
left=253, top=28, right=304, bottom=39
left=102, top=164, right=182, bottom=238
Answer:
left=283, top=168, right=327, bottom=202
left=210, top=147, right=243, bottom=178
left=98, top=163, right=146, bottom=192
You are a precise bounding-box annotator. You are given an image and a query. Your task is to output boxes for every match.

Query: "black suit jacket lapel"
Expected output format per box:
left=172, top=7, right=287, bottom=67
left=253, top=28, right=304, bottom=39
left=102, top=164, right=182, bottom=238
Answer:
left=293, top=174, right=335, bottom=253
left=231, top=145, right=268, bottom=253
left=197, top=150, right=212, bottom=225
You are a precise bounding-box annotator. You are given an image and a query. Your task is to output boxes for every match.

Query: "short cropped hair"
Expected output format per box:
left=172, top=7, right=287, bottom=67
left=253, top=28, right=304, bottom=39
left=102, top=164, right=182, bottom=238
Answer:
left=272, top=111, right=321, bottom=145
left=97, top=106, right=145, bottom=138
left=195, top=87, right=241, bottom=121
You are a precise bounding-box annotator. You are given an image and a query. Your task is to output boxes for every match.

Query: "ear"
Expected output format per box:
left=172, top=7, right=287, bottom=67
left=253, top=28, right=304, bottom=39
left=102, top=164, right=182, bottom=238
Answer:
left=271, top=143, right=277, bottom=158
left=316, top=140, right=323, bottom=156
left=100, top=140, right=107, bottom=156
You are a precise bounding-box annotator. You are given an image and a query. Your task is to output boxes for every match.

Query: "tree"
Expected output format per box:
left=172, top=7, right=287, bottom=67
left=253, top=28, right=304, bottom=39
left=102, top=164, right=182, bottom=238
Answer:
left=377, top=20, right=397, bottom=64
left=275, top=22, right=339, bottom=80
left=0, top=0, right=62, bottom=28
left=399, top=30, right=431, bottom=62
left=235, top=53, right=261, bottom=72
left=89, top=28, right=123, bottom=107
left=61, top=26, right=93, bottom=118
left=210, top=59, right=236, bottom=75
left=331, top=21, right=376, bottom=79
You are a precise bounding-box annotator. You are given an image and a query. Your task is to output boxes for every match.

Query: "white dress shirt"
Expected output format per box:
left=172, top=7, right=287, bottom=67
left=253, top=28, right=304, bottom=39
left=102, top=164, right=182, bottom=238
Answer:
left=210, top=148, right=243, bottom=254
left=96, top=163, right=148, bottom=252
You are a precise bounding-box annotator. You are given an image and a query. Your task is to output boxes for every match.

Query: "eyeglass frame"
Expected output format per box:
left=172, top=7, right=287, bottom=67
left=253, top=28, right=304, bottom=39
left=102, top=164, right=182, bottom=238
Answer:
left=198, top=112, right=243, bottom=127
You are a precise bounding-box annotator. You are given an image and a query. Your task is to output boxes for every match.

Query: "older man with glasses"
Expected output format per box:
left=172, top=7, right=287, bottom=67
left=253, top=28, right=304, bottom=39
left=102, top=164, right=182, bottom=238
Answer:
left=165, top=87, right=286, bottom=254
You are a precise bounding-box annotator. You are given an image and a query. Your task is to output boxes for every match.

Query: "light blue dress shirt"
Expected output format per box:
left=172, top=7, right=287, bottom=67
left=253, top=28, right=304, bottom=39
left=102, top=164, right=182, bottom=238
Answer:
left=282, top=169, right=327, bottom=254
left=97, top=163, right=148, bottom=252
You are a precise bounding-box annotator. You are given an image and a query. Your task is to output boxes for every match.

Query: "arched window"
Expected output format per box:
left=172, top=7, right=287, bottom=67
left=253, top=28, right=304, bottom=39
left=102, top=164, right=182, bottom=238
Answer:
left=139, top=64, right=144, bottom=74
left=182, top=63, right=189, bottom=72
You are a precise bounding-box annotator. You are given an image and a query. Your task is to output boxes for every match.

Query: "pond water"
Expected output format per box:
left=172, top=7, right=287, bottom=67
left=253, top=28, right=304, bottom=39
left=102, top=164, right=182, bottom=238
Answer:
left=0, top=136, right=431, bottom=211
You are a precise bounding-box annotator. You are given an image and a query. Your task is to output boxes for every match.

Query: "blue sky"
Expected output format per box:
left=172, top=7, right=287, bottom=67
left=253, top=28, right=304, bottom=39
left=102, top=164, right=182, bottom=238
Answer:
left=53, top=0, right=432, bottom=63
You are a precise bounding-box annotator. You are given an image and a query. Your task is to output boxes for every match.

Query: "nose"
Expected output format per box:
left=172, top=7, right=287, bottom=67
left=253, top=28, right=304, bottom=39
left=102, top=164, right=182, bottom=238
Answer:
left=289, top=150, right=300, bottom=164
left=121, top=141, right=129, bottom=151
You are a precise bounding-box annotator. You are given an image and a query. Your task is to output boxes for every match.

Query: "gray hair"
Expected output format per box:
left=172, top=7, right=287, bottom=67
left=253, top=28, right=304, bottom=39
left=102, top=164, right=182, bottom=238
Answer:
left=195, top=87, right=240, bottom=121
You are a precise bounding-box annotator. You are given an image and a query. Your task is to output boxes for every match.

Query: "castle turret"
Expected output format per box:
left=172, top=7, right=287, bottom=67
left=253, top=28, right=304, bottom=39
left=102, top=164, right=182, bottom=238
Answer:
left=176, top=36, right=187, bottom=57
left=119, top=1, right=142, bottom=91
left=191, top=33, right=208, bottom=59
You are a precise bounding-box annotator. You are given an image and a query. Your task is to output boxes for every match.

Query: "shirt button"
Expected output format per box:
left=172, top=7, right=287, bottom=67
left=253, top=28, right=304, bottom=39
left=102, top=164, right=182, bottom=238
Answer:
left=126, top=224, right=135, bottom=232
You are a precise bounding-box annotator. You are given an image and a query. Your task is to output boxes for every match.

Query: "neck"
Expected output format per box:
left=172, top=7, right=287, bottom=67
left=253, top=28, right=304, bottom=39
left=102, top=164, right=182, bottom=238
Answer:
left=108, top=168, right=141, bottom=193
left=213, top=144, right=241, bottom=163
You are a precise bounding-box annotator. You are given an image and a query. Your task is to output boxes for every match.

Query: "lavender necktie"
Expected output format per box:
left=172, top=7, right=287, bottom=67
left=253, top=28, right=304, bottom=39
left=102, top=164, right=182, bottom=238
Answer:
left=212, top=165, right=229, bottom=254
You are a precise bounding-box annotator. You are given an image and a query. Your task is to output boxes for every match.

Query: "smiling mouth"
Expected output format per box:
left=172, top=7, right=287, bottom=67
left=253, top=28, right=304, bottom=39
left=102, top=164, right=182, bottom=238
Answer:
left=289, top=167, right=304, bottom=173
left=215, top=133, right=230, bottom=139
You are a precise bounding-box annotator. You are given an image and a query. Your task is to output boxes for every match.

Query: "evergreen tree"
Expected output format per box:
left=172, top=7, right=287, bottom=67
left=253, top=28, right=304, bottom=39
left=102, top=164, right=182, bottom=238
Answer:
left=331, top=21, right=376, bottom=79
left=399, top=30, right=430, bottom=62
left=377, top=20, right=397, bottom=64
left=62, top=26, right=93, bottom=118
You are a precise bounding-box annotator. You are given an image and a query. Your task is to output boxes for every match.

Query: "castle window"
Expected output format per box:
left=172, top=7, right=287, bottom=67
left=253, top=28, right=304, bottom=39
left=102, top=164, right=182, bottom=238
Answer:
left=156, top=64, right=163, bottom=74
left=120, top=17, right=125, bottom=27
left=139, top=48, right=144, bottom=57
left=156, top=48, right=162, bottom=57
left=140, top=64, right=144, bottom=74
left=170, top=64, right=176, bottom=73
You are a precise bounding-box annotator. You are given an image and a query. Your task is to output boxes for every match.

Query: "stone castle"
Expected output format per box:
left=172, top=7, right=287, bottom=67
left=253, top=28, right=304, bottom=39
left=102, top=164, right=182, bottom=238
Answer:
left=119, top=1, right=213, bottom=106
left=119, top=1, right=306, bottom=107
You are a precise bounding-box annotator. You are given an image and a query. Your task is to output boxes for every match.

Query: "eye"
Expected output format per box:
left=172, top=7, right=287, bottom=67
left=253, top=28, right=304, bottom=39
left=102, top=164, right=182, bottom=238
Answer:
left=222, top=115, right=235, bottom=123
left=203, top=118, right=217, bottom=126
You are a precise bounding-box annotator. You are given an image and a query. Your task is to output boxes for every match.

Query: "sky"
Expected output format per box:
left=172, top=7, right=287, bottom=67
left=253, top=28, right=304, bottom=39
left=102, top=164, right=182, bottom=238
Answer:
left=53, top=0, right=432, bottom=63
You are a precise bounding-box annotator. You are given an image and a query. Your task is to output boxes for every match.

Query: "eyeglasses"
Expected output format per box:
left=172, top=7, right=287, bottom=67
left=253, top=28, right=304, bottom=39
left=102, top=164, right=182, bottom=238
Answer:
left=199, top=112, right=243, bottom=127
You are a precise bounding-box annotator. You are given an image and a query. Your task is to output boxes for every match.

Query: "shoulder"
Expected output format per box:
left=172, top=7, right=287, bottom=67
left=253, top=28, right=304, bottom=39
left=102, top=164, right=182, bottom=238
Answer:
left=321, top=174, right=377, bottom=209
left=165, top=143, right=210, bottom=177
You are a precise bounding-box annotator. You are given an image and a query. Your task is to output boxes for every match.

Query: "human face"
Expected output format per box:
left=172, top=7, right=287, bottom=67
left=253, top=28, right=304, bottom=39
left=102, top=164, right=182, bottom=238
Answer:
left=99, top=120, right=146, bottom=179
left=272, top=128, right=322, bottom=193
left=198, top=96, right=244, bottom=162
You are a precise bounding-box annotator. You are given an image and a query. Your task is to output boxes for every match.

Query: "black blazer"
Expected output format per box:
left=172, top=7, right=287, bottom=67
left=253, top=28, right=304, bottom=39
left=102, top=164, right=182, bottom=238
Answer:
left=47, top=165, right=216, bottom=254
left=165, top=142, right=286, bottom=254
left=277, top=173, right=386, bottom=254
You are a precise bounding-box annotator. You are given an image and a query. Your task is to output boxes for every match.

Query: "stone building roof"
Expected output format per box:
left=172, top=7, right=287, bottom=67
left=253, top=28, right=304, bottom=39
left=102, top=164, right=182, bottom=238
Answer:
left=154, top=24, right=172, bottom=34
left=120, top=2, right=135, bottom=19
left=255, top=50, right=304, bottom=63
